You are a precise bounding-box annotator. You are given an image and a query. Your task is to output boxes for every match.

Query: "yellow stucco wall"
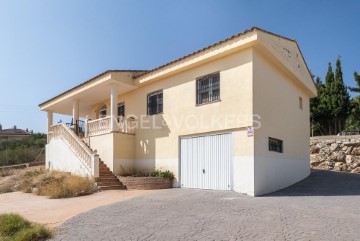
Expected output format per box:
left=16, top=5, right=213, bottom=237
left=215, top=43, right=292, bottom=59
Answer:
left=87, top=46, right=312, bottom=194
left=252, top=48, right=311, bottom=195
left=89, top=49, right=255, bottom=184
left=89, top=132, right=135, bottom=175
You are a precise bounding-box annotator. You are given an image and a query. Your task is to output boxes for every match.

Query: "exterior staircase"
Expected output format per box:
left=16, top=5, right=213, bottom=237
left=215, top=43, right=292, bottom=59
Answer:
left=96, top=159, right=126, bottom=190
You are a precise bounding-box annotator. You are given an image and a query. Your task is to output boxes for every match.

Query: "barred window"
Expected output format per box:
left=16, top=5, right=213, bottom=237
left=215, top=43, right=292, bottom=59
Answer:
left=118, top=102, right=125, bottom=117
left=147, top=90, right=163, bottom=115
left=269, top=137, right=283, bottom=153
left=196, top=73, right=220, bottom=105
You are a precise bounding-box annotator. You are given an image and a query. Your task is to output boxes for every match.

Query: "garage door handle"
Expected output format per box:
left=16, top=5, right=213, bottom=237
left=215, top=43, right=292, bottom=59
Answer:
left=202, top=169, right=205, bottom=174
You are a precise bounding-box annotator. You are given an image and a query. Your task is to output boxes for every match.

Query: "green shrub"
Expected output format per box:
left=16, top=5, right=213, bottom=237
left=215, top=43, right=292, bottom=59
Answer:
left=132, top=169, right=175, bottom=179
left=12, top=225, right=53, bottom=241
left=157, top=170, right=175, bottom=179
left=0, top=214, right=31, bottom=236
left=0, top=214, right=52, bottom=241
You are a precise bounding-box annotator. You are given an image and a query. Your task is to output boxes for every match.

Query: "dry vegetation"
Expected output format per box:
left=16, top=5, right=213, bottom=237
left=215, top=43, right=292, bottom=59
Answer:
left=0, top=166, right=97, bottom=198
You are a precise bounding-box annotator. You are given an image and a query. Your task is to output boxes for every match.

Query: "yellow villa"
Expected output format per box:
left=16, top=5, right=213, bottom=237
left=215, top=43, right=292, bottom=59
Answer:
left=39, top=27, right=317, bottom=196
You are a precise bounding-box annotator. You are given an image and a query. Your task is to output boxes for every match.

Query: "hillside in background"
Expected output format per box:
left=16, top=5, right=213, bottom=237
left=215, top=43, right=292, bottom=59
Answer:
left=0, top=133, right=46, bottom=166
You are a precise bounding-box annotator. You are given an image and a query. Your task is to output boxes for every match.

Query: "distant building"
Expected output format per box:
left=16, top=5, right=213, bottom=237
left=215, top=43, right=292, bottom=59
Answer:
left=0, top=124, right=33, bottom=142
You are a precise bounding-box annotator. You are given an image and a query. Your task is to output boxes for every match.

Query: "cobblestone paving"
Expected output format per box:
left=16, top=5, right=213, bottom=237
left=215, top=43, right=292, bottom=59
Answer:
left=53, top=170, right=360, bottom=241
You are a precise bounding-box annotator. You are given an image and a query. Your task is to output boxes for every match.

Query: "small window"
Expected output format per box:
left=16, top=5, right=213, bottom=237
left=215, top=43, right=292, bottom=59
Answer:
left=269, top=137, right=283, bottom=153
left=147, top=90, right=163, bottom=115
left=99, top=105, right=107, bottom=118
left=299, top=96, right=303, bottom=110
left=196, top=72, right=220, bottom=105
left=118, top=102, right=125, bottom=117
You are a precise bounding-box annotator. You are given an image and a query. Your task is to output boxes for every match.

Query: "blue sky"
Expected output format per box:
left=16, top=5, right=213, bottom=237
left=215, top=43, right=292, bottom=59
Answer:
left=0, top=0, right=359, bottom=133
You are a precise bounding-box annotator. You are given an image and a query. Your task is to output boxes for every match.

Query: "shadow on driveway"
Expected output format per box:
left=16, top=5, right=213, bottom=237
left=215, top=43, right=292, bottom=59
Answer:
left=265, top=169, right=360, bottom=197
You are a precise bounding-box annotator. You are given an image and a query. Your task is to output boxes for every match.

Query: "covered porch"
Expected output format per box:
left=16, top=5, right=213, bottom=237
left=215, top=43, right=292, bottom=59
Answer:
left=39, top=70, right=144, bottom=178
left=40, top=71, right=142, bottom=140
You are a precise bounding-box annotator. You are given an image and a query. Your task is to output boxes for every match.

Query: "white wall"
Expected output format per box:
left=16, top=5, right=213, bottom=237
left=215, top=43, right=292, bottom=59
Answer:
left=254, top=157, right=309, bottom=195
left=46, top=139, right=91, bottom=177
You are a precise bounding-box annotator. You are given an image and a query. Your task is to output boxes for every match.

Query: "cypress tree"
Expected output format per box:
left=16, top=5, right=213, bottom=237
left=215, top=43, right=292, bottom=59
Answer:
left=332, top=57, right=350, bottom=133
left=321, top=63, right=335, bottom=134
left=310, top=77, right=326, bottom=135
left=349, top=72, right=360, bottom=93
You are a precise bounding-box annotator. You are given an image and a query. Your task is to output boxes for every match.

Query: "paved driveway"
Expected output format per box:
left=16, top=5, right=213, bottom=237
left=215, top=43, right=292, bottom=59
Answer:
left=53, top=170, right=360, bottom=241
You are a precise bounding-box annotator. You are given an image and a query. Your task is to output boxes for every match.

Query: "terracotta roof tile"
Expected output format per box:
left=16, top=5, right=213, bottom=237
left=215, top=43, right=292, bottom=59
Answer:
left=0, top=128, right=32, bottom=136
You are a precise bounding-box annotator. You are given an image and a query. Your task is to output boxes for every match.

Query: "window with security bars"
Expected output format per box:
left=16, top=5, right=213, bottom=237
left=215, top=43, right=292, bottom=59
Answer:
left=196, top=73, right=220, bottom=105
left=269, top=137, right=283, bottom=153
left=147, top=90, right=163, bottom=115
left=118, top=102, right=125, bottom=117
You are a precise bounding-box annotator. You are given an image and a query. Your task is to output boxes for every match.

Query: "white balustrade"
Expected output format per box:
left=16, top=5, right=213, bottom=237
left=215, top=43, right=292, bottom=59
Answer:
left=118, top=117, right=136, bottom=134
left=87, top=116, right=135, bottom=136
left=88, top=116, right=112, bottom=136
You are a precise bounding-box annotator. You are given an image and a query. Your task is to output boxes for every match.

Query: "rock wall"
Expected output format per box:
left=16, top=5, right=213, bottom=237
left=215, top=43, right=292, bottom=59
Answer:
left=310, top=136, right=360, bottom=173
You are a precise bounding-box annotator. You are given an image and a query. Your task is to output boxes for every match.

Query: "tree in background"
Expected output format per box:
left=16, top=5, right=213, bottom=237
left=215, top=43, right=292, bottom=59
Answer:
left=0, top=133, right=46, bottom=166
left=310, top=76, right=326, bottom=135
left=332, top=57, right=350, bottom=133
left=310, top=58, right=354, bottom=136
left=345, top=71, right=360, bottom=131
left=321, top=63, right=335, bottom=134
left=349, top=72, right=360, bottom=93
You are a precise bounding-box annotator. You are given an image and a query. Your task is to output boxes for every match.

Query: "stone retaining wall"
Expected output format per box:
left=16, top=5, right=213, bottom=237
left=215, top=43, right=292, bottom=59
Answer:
left=310, top=136, right=360, bottom=173
left=118, top=176, right=173, bottom=190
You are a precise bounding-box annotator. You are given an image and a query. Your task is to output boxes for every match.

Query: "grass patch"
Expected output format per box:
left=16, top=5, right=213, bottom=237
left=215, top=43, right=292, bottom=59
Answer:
left=18, top=169, right=97, bottom=199
left=0, top=214, right=31, bottom=236
left=0, top=214, right=52, bottom=241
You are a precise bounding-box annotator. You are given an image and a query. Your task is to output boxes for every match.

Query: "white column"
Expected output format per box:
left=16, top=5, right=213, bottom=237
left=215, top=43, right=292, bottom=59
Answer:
left=110, top=84, right=118, bottom=132
left=72, top=100, right=79, bottom=125
left=47, top=111, right=53, bottom=143
left=84, top=115, right=89, bottom=138
left=47, top=111, right=53, bottom=132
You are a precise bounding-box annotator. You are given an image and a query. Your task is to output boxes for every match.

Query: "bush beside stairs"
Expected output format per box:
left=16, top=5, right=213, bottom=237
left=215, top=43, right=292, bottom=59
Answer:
left=96, top=159, right=126, bottom=190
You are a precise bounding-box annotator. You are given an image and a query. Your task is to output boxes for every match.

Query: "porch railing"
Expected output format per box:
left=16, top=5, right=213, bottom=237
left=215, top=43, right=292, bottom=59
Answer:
left=49, top=123, right=99, bottom=177
left=118, top=117, right=136, bottom=134
left=87, top=116, right=136, bottom=137
left=88, top=116, right=112, bottom=136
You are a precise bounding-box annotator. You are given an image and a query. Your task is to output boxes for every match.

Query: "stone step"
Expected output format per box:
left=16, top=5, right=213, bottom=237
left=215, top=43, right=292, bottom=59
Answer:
left=99, top=172, right=114, bottom=176
left=96, top=176, right=118, bottom=180
left=97, top=181, right=122, bottom=186
left=97, top=180, right=121, bottom=185
left=98, top=185, right=126, bottom=190
left=96, top=158, right=126, bottom=191
left=96, top=177, right=120, bottom=181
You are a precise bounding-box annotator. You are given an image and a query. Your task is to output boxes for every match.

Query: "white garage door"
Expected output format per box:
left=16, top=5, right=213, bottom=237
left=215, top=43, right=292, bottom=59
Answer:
left=180, top=133, right=233, bottom=190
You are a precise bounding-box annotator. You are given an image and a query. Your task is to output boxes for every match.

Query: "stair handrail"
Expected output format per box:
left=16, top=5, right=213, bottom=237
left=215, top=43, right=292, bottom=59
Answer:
left=49, top=123, right=99, bottom=177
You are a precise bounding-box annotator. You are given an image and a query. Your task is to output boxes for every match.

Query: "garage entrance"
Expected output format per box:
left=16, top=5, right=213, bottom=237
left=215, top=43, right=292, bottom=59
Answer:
left=180, top=133, right=233, bottom=190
